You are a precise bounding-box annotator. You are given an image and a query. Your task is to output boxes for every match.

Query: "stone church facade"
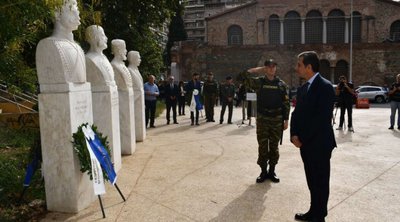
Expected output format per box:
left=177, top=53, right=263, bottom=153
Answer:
left=174, top=0, right=400, bottom=87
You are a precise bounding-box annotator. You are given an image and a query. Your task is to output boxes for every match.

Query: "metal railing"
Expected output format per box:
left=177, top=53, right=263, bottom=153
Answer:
left=0, top=81, right=38, bottom=113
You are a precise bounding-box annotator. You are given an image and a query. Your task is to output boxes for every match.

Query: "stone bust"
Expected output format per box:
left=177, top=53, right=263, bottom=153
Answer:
left=85, top=25, right=115, bottom=86
left=111, top=39, right=133, bottom=90
left=127, top=51, right=144, bottom=90
left=36, top=0, right=86, bottom=85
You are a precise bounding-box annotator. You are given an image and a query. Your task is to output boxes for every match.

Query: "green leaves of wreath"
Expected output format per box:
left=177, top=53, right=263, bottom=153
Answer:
left=72, top=123, right=112, bottom=181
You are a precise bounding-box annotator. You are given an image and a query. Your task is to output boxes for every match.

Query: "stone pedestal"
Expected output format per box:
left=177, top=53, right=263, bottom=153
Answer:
left=118, top=88, right=136, bottom=154
left=133, top=88, right=146, bottom=141
left=38, top=83, right=96, bottom=213
left=91, top=85, right=122, bottom=171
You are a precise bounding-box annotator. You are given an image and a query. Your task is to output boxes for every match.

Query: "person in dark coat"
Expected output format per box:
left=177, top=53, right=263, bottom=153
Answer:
left=164, top=75, right=179, bottom=124
left=186, top=72, right=202, bottom=125
left=290, top=51, right=337, bottom=222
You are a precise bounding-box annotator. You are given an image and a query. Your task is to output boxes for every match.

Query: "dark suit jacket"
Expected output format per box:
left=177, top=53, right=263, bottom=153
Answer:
left=164, top=83, right=179, bottom=104
left=290, top=74, right=337, bottom=153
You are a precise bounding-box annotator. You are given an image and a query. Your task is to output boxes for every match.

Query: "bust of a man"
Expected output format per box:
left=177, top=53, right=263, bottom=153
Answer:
left=127, top=51, right=144, bottom=90
left=85, top=25, right=115, bottom=86
left=36, top=0, right=86, bottom=85
left=111, top=39, right=133, bottom=90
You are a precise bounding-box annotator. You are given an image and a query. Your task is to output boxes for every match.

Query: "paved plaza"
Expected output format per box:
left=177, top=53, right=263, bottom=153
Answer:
left=43, top=104, right=400, bottom=222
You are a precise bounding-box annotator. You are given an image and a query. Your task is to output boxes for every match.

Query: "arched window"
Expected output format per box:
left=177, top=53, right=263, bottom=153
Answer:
left=390, top=20, right=400, bottom=42
left=305, top=10, right=323, bottom=44
left=319, top=59, right=331, bottom=81
left=227, top=25, right=243, bottom=45
left=269, top=14, right=280, bottom=44
left=335, top=60, right=349, bottom=83
left=284, top=11, right=301, bottom=44
left=350, top=11, right=362, bottom=43
left=327, top=9, right=345, bottom=43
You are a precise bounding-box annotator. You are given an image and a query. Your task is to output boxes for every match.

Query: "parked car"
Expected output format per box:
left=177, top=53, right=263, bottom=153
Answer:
left=355, top=86, right=388, bottom=103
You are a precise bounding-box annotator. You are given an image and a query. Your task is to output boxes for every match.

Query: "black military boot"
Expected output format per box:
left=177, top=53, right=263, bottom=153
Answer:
left=268, top=165, right=280, bottom=183
left=256, top=169, right=268, bottom=183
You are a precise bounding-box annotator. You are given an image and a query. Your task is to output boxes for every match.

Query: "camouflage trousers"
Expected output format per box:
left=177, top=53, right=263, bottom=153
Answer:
left=256, top=114, right=283, bottom=169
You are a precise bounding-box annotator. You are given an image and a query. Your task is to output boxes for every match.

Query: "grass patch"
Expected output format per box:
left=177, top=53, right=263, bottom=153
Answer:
left=0, top=128, right=46, bottom=221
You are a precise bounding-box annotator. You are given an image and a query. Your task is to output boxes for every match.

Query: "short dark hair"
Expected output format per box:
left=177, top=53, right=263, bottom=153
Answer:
left=226, top=76, right=232, bottom=80
left=298, top=51, right=319, bottom=72
left=193, top=72, right=200, bottom=76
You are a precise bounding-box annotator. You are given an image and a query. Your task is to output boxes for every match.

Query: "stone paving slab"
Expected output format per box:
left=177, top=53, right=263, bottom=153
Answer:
left=42, top=104, right=400, bottom=222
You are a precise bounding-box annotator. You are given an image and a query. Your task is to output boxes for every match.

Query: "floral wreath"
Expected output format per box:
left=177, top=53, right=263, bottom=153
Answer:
left=72, top=123, right=112, bottom=181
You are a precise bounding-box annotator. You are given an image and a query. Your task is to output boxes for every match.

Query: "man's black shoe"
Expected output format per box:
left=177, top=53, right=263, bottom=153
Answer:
left=268, top=172, right=280, bottom=183
left=389, top=126, right=394, bottom=130
left=311, top=218, right=325, bottom=222
left=150, top=125, right=156, bottom=128
left=174, top=121, right=179, bottom=124
left=295, top=212, right=312, bottom=221
left=256, top=171, right=268, bottom=183
left=167, top=121, right=170, bottom=125
left=211, top=119, right=215, bottom=122
left=398, top=126, right=400, bottom=130
left=227, top=122, right=233, bottom=124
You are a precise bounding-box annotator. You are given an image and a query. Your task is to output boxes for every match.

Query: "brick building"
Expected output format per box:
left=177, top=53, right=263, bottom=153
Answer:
left=175, top=0, right=400, bottom=87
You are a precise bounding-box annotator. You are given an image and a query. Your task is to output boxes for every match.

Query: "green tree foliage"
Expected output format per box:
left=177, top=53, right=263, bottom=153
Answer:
left=85, top=0, right=183, bottom=79
left=0, top=0, right=181, bottom=93
left=164, top=2, right=188, bottom=66
left=0, top=0, right=52, bottom=93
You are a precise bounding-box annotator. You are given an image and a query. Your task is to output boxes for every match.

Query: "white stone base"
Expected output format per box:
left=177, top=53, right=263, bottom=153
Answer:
left=118, top=89, right=136, bottom=154
left=134, top=89, right=146, bottom=142
left=92, top=85, right=122, bottom=172
left=39, top=88, right=96, bottom=213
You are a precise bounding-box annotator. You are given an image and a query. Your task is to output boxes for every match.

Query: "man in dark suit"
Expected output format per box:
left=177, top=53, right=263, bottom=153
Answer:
left=164, top=75, right=179, bottom=124
left=290, top=51, right=337, bottom=222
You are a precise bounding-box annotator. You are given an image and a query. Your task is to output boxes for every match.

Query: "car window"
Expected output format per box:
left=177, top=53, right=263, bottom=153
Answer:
left=359, top=88, right=367, bottom=92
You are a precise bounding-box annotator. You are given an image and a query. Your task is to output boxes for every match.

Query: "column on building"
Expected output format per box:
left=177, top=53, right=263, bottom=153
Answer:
left=323, top=17, right=327, bottom=44
left=361, top=17, right=369, bottom=43
left=257, top=19, right=265, bottom=44
left=301, top=18, right=305, bottom=44
left=345, top=17, right=349, bottom=43
left=280, top=18, right=284, bottom=45
left=330, top=65, right=336, bottom=83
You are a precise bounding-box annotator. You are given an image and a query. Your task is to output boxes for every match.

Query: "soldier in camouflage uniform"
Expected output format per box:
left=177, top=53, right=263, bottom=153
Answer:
left=203, top=72, right=218, bottom=122
left=246, top=59, right=290, bottom=183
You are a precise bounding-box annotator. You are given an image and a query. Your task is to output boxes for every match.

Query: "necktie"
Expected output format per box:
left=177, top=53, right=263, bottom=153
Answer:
left=303, top=82, right=310, bottom=92
left=300, top=82, right=310, bottom=98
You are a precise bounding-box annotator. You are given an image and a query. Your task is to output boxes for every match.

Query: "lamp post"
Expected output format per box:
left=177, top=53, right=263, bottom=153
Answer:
left=349, top=0, right=353, bottom=82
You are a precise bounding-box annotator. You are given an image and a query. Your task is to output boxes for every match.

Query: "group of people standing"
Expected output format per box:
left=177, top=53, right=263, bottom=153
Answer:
left=143, top=51, right=395, bottom=222
left=143, top=71, right=245, bottom=127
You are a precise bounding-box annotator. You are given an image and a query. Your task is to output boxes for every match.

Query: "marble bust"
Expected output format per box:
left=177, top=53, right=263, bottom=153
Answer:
left=36, top=0, right=86, bottom=85
left=127, top=51, right=144, bottom=90
left=127, top=50, right=146, bottom=141
left=85, top=25, right=115, bottom=86
left=35, top=0, right=96, bottom=212
left=111, top=39, right=132, bottom=90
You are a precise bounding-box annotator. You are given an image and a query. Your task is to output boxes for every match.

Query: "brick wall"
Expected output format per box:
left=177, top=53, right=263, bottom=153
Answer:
left=206, top=0, right=400, bottom=45
left=176, top=41, right=400, bottom=87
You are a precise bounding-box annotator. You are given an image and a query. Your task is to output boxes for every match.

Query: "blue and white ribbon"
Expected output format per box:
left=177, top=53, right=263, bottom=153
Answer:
left=82, top=126, right=118, bottom=194
left=190, top=89, right=203, bottom=112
